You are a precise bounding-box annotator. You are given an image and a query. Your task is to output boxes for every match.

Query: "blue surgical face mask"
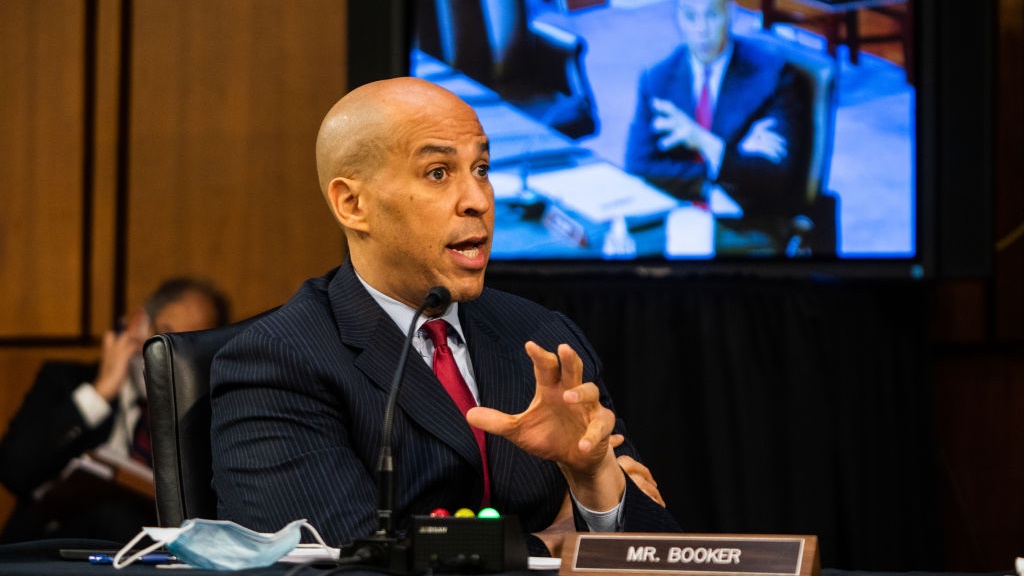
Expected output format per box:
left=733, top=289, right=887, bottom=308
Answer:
left=113, top=518, right=334, bottom=570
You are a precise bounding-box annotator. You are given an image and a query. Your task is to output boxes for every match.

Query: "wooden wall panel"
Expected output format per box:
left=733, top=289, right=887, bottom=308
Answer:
left=0, top=1, right=87, bottom=337
left=125, top=0, right=349, bottom=321
left=0, top=0, right=99, bottom=528
left=0, top=0, right=350, bottom=536
left=88, top=0, right=126, bottom=335
left=937, top=354, right=1024, bottom=571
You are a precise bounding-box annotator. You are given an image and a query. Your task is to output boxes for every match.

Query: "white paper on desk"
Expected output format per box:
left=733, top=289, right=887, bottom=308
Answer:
left=280, top=543, right=340, bottom=563
left=529, top=556, right=563, bottom=570
left=526, top=162, right=678, bottom=224
left=282, top=548, right=559, bottom=569
left=92, top=445, right=155, bottom=483
left=65, top=453, right=115, bottom=481
left=32, top=455, right=110, bottom=501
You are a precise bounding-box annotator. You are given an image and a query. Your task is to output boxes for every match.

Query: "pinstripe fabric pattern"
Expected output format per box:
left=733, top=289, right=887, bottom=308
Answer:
left=209, top=261, right=679, bottom=547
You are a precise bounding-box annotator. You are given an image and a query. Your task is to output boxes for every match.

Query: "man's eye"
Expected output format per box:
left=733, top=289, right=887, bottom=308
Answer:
left=429, top=168, right=446, bottom=180
left=475, top=165, right=490, bottom=178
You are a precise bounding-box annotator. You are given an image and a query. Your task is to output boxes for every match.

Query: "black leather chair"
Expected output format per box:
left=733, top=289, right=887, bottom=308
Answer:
left=416, top=0, right=599, bottom=139
left=728, top=31, right=840, bottom=256
left=142, top=311, right=270, bottom=526
left=771, top=32, right=839, bottom=255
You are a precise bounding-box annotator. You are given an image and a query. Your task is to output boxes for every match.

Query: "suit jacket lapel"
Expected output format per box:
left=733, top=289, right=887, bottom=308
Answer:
left=328, top=264, right=483, bottom=473
left=460, top=301, right=536, bottom=493
left=670, top=49, right=697, bottom=117
left=715, top=40, right=779, bottom=141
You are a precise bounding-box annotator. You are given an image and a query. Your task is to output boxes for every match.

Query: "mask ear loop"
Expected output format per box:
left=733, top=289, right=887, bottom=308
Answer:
left=300, top=521, right=338, bottom=560
left=112, top=530, right=167, bottom=569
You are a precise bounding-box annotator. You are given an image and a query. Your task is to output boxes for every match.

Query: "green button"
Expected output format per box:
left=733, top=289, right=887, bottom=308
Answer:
left=477, top=507, right=500, bottom=519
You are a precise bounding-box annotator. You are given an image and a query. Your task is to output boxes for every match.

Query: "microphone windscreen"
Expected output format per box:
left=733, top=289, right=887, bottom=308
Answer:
left=425, top=286, right=452, bottom=309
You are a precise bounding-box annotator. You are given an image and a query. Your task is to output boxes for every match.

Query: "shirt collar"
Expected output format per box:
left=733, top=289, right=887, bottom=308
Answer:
left=355, top=272, right=466, bottom=344
left=688, top=39, right=734, bottom=82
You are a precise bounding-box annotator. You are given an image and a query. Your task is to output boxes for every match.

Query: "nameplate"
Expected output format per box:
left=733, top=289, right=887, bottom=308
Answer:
left=560, top=533, right=819, bottom=576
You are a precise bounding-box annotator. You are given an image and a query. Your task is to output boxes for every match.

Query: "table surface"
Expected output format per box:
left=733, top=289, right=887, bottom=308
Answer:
left=0, top=537, right=1015, bottom=576
left=0, top=538, right=544, bottom=576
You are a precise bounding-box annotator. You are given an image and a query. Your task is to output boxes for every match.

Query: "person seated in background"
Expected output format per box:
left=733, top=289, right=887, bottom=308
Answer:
left=0, top=277, right=230, bottom=543
left=625, top=0, right=811, bottom=229
left=209, top=76, right=678, bottom=559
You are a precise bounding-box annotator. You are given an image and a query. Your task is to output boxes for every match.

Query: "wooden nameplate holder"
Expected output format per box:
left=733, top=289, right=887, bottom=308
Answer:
left=560, top=533, right=819, bottom=576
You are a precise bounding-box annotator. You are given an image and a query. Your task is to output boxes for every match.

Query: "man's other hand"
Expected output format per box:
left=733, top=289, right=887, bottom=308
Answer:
left=610, top=434, right=666, bottom=507
left=739, top=117, right=788, bottom=163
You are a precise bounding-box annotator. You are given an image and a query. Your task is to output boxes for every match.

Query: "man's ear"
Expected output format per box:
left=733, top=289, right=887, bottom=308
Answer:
left=327, top=177, right=369, bottom=232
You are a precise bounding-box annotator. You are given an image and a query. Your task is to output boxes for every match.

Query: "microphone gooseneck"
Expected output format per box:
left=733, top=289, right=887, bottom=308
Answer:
left=347, top=283, right=527, bottom=574
left=376, top=285, right=452, bottom=536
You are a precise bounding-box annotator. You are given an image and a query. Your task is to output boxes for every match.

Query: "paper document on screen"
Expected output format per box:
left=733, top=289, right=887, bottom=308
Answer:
left=489, top=171, right=524, bottom=201
left=708, top=184, right=743, bottom=218
left=526, top=162, right=678, bottom=225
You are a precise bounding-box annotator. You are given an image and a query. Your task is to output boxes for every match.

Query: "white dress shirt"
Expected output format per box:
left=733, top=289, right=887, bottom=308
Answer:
left=71, top=370, right=144, bottom=460
left=688, top=40, right=734, bottom=180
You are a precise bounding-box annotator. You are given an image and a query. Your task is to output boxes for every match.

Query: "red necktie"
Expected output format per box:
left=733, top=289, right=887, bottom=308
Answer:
left=691, top=64, right=714, bottom=210
left=421, top=319, right=491, bottom=506
left=695, top=65, right=713, bottom=130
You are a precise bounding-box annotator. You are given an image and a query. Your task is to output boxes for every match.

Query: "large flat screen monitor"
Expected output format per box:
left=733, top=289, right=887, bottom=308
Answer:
left=348, top=0, right=993, bottom=280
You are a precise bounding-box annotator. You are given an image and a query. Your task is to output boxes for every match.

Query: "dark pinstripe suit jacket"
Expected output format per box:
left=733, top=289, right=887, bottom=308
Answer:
left=210, top=261, right=679, bottom=548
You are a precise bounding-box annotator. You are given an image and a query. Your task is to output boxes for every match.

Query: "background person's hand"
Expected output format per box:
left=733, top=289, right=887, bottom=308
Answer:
left=93, top=308, right=149, bottom=401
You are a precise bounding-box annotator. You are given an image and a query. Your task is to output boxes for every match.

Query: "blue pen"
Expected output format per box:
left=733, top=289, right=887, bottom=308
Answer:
left=88, top=553, right=176, bottom=565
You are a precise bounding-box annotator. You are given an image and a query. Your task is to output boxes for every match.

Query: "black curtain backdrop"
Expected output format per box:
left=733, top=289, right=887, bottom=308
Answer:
left=485, top=272, right=944, bottom=571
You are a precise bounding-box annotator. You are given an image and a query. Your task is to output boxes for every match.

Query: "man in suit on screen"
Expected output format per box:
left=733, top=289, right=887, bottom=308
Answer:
left=625, top=0, right=812, bottom=240
left=209, top=76, right=679, bottom=557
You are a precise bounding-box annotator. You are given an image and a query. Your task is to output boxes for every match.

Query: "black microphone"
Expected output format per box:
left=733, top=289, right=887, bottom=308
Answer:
left=341, top=285, right=526, bottom=573
left=338, top=286, right=450, bottom=571
left=377, top=285, right=451, bottom=535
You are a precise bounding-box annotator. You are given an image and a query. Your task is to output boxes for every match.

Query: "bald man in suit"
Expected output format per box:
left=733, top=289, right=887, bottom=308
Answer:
left=210, top=77, right=679, bottom=557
